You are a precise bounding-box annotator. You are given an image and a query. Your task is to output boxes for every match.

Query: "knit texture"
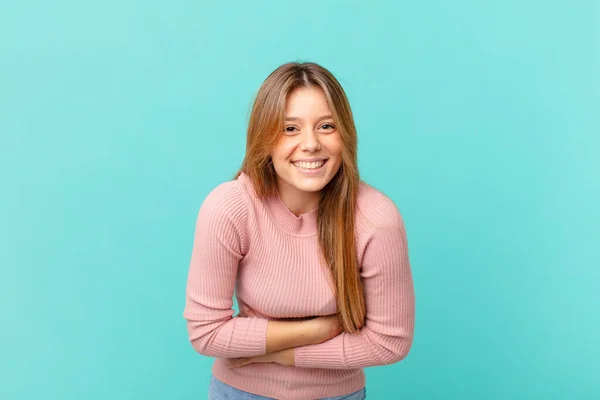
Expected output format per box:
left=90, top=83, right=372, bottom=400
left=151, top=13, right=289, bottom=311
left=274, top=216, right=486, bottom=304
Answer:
left=183, top=172, right=415, bottom=400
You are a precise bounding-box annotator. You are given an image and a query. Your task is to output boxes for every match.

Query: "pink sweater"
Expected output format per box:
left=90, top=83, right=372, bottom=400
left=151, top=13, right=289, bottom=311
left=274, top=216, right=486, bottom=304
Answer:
left=183, top=172, right=415, bottom=399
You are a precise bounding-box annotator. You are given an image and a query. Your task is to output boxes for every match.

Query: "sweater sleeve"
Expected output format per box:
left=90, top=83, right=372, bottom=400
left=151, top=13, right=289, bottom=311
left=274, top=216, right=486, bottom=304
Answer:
left=294, top=201, right=415, bottom=369
left=183, top=181, right=268, bottom=358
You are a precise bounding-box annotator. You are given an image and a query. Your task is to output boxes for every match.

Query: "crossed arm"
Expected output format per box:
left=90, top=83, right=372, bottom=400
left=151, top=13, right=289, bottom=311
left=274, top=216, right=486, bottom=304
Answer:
left=226, top=313, right=343, bottom=368
left=183, top=184, right=415, bottom=369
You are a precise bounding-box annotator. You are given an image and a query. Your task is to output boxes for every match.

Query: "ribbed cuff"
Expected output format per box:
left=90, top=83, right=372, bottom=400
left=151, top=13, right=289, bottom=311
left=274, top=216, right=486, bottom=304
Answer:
left=211, top=316, right=269, bottom=357
left=294, top=339, right=373, bottom=369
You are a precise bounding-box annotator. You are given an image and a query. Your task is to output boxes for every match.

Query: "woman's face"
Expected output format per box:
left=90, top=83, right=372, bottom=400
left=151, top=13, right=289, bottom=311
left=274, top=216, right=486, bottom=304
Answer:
left=271, top=86, right=343, bottom=200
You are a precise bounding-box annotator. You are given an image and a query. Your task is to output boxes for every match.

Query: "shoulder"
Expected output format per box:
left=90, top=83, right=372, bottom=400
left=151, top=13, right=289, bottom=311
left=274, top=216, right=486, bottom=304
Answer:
left=194, top=176, right=251, bottom=252
left=356, top=180, right=405, bottom=233
left=197, top=176, right=249, bottom=231
left=356, top=181, right=410, bottom=267
left=202, top=178, right=246, bottom=212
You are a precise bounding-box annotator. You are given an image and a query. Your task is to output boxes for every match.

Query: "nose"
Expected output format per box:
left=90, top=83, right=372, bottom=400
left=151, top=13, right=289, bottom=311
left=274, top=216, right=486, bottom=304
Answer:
left=300, top=129, right=321, bottom=152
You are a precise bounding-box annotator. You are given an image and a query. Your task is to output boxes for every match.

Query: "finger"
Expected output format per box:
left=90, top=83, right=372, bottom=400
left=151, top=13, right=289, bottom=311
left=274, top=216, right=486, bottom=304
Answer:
left=229, top=358, right=251, bottom=368
left=232, top=361, right=250, bottom=368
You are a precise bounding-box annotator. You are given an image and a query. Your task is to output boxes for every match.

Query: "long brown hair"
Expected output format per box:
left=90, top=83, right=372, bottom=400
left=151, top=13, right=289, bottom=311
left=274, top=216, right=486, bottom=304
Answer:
left=235, top=62, right=365, bottom=333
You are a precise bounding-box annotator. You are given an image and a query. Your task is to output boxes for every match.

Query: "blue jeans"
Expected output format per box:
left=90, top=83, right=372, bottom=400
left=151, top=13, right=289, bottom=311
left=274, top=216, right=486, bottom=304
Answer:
left=208, top=375, right=366, bottom=400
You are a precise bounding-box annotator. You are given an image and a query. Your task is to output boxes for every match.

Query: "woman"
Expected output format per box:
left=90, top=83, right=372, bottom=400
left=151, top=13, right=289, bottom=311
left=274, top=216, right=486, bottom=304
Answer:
left=183, top=62, right=415, bottom=400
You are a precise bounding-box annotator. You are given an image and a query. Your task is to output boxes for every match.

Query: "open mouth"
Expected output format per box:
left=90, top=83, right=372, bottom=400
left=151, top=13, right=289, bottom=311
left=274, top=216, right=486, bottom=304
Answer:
left=291, top=159, right=328, bottom=172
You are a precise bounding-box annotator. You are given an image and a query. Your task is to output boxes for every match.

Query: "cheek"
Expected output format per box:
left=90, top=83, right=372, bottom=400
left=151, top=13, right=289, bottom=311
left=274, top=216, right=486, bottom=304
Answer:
left=272, top=138, right=296, bottom=161
left=325, top=135, right=343, bottom=157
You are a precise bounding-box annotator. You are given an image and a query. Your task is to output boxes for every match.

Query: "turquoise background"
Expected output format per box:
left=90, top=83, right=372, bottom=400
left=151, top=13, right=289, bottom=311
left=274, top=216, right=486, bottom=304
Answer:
left=1, top=1, right=598, bottom=399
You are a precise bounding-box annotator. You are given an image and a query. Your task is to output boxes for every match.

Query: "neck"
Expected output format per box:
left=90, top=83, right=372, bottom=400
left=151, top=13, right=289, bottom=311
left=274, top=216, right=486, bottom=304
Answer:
left=276, top=179, right=320, bottom=216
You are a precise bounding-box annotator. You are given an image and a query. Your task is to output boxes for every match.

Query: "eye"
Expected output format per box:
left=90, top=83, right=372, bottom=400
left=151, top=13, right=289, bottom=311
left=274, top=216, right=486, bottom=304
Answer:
left=284, top=126, right=298, bottom=133
left=320, top=123, right=335, bottom=131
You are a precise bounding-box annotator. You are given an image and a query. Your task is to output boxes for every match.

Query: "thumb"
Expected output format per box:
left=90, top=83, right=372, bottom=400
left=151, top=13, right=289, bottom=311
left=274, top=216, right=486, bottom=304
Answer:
left=229, top=357, right=252, bottom=368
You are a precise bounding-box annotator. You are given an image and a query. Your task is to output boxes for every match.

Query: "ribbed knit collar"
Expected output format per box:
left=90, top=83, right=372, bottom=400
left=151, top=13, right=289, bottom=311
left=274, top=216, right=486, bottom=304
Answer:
left=239, top=172, right=319, bottom=236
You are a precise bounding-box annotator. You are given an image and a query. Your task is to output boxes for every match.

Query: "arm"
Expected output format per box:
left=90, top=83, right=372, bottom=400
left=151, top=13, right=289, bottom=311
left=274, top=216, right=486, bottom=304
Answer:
left=183, top=183, right=336, bottom=358
left=266, top=316, right=340, bottom=353
left=293, top=205, right=415, bottom=369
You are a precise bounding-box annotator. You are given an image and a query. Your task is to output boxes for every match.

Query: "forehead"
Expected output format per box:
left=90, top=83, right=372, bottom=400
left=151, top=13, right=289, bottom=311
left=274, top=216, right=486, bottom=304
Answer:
left=284, top=86, right=332, bottom=118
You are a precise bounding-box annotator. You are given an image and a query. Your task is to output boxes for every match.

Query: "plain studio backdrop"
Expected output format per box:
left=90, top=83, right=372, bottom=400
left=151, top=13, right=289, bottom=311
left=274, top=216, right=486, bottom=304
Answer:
left=1, top=1, right=598, bottom=399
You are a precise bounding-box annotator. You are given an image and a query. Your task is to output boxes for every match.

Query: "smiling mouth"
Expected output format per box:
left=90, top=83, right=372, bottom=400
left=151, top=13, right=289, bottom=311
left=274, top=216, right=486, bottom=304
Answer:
left=291, top=159, right=328, bottom=170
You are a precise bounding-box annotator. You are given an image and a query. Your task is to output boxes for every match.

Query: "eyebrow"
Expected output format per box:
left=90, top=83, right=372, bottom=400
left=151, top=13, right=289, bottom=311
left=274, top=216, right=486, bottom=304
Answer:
left=285, top=115, right=334, bottom=121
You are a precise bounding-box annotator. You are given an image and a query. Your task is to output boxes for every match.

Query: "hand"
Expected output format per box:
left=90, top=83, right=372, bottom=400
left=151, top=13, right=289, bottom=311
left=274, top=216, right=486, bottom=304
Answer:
left=228, top=348, right=295, bottom=368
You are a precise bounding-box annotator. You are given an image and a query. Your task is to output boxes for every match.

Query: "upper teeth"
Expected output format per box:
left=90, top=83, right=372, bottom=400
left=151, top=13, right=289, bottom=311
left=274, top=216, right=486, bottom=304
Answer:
left=293, top=160, right=325, bottom=169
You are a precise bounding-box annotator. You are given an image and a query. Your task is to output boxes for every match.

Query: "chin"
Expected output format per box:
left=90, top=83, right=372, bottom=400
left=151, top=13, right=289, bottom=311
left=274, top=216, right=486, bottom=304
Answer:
left=292, top=181, right=326, bottom=193
left=289, top=175, right=333, bottom=193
